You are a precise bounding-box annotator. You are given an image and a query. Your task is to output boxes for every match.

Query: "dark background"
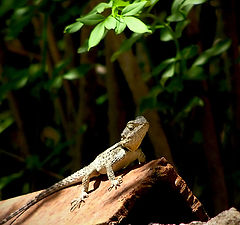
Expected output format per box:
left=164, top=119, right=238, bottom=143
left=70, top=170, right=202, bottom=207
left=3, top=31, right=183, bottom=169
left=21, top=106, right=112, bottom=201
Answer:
left=0, top=0, right=240, bottom=219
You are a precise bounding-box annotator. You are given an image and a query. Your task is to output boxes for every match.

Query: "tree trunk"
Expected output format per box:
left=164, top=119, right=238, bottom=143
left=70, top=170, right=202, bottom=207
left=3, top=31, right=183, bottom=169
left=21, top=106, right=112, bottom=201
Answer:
left=202, top=95, right=229, bottom=214
left=107, top=31, right=174, bottom=164
left=105, top=34, right=126, bottom=145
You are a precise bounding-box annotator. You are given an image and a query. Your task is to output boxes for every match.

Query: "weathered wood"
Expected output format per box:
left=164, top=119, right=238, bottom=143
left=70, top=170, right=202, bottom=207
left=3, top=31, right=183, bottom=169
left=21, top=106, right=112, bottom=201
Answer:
left=0, top=158, right=209, bottom=224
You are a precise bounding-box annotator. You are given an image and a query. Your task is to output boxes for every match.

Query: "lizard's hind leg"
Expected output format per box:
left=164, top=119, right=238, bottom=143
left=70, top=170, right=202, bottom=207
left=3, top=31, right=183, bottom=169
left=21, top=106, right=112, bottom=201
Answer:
left=70, top=174, right=90, bottom=211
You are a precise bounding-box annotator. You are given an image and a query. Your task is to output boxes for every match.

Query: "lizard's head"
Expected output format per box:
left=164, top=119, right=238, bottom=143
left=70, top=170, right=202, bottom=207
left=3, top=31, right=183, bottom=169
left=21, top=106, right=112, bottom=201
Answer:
left=120, top=116, right=149, bottom=151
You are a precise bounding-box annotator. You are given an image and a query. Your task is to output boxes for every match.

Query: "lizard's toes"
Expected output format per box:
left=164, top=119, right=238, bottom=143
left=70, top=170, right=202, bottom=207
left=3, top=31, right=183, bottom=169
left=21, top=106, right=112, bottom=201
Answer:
left=108, top=177, right=123, bottom=191
left=70, top=193, right=88, bottom=212
left=70, top=198, right=83, bottom=212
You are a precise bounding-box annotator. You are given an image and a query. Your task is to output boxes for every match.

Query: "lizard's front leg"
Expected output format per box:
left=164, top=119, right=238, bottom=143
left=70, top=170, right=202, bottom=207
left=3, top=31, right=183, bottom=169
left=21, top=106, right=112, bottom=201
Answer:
left=136, top=148, right=146, bottom=164
left=106, top=164, right=122, bottom=191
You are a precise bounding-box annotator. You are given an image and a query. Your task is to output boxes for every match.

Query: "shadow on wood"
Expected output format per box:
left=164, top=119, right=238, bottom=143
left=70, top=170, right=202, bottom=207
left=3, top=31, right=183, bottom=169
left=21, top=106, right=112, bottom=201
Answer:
left=0, top=158, right=209, bottom=225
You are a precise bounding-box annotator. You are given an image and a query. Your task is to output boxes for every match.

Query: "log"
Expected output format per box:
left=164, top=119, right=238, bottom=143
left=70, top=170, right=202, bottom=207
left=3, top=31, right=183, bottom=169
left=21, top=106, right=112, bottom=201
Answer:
left=0, top=158, right=209, bottom=224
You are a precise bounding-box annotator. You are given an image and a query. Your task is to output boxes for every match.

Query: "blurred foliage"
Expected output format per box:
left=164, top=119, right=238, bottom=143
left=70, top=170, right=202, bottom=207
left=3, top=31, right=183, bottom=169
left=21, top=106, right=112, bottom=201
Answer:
left=0, top=0, right=240, bottom=217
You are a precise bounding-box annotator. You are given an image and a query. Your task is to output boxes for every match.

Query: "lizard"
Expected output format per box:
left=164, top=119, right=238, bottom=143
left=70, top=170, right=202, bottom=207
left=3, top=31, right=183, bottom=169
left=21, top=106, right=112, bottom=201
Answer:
left=0, top=116, right=149, bottom=224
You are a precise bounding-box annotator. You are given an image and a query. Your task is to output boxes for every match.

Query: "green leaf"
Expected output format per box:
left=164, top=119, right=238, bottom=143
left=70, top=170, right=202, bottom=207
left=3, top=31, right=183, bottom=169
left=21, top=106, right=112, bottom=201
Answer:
left=122, top=1, right=147, bottom=16
left=165, top=76, right=183, bottom=93
left=160, top=63, right=175, bottom=86
left=63, top=65, right=91, bottom=79
left=77, top=13, right=105, bottom=25
left=184, top=66, right=205, bottom=80
left=145, top=0, right=159, bottom=8
left=174, top=97, right=204, bottom=122
left=153, top=58, right=176, bottom=76
left=96, top=94, right=108, bottom=105
left=90, top=2, right=113, bottom=14
left=0, top=171, right=24, bottom=189
left=0, top=111, right=14, bottom=134
left=64, top=21, right=83, bottom=33
left=0, top=68, right=29, bottom=100
left=170, top=0, right=207, bottom=22
left=63, top=69, right=82, bottom=80
left=124, top=16, right=151, bottom=33
left=193, top=39, right=231, bottom=66
left=181, top=45, right=198, bottom=59
left=14, top=76, right=28, bottom=89
left=171, top=0, right=185, bottom=13
left=139, top=85, right=163, bottom=113
left=104, top=15, right=117, bottom=30
left=175, top=20, right=190, bottom=38
left=26, top=155, right=42, bottom=170
left=78, top=39, right=89, bottom=54
left=182, top=0, right=208, bottom=7
left=171, top=0, right=207, bottom=14
left=78, top=124, right=88, bottom=134
left=113, top=0, right=129, bottom=7
left=88, top=22, right=105, bottom=50
left=167, top=12, right=185, bottom=22
left=192, top=130, right=203, bottom=144
left=160, top=27, right=173, bottom=41
left=111, top=33, right=142, bottom=61
left=45, top=76, right=63, bottom=90
left=115, top=16, right=126, bottom=34
left=0, top=0, right=28, bottom=17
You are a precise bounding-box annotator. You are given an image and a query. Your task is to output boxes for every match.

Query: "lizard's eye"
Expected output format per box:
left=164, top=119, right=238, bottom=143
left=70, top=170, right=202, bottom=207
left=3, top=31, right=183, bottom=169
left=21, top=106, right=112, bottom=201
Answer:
left=127, top=124, right=134, bottom=131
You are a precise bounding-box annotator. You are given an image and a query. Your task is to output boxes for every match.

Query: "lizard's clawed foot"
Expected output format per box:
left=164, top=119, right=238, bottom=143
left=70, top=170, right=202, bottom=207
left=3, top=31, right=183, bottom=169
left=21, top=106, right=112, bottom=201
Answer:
left=70, top=191, right=88, bottom=212
left=108, top=177, right=123, bottom=191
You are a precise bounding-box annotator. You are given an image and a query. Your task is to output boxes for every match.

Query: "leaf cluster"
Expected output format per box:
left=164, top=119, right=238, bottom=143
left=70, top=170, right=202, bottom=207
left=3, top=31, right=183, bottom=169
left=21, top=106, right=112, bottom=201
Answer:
left=64, top=0, right=152, bottom=51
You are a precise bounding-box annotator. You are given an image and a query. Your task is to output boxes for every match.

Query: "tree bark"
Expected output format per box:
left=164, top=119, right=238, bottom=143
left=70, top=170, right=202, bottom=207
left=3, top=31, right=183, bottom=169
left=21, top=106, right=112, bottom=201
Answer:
left=105, top=34, right=126, bottom=145
left=202, top=95, right=229, bottom=214
left=107, top=31, right=174, bottom=164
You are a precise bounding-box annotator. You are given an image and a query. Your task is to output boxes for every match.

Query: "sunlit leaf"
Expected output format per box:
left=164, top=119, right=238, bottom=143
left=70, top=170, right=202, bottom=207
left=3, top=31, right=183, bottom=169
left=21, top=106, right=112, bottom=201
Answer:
left=182, top=0, right=208, bottom=7
left=64, top=21, right=83, bottom=33
left=113, top=0, right=129, bottom=7
left=88, top=22, right=105, bottom=50
left=115, top=16, right=126, bottom=34
left=77, top=13, right=105, bottom=25
left=122, top=1, right=147, bottom=16
left=171, top=0, right=185, bottom=13
left=89, top=2, right=113, bottom=14
left=124, top=16, right=151, bottom=34
left=104, top=16, right=116, bottom=30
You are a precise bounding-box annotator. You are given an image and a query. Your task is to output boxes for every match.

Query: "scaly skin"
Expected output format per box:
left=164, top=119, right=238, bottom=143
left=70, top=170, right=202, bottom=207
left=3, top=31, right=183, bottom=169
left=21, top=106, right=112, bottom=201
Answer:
left=0, top=116, right=149, bottom=224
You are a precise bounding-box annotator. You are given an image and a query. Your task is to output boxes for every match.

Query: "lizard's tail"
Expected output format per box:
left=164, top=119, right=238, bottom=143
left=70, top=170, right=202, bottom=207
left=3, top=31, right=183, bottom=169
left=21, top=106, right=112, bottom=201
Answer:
left=0, top=198, right=37, bottom=225
left=0, top=167, right=88, bottom=224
